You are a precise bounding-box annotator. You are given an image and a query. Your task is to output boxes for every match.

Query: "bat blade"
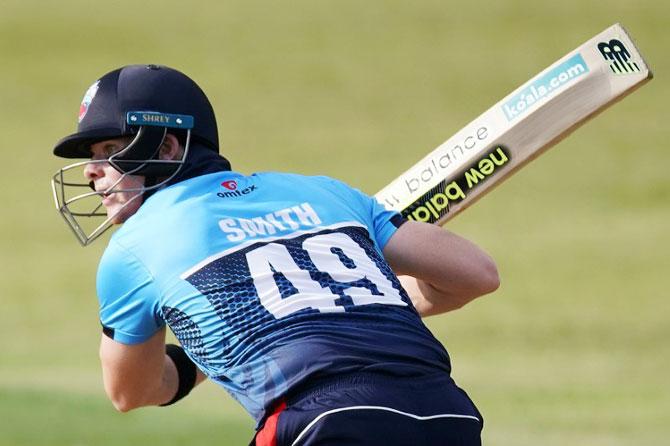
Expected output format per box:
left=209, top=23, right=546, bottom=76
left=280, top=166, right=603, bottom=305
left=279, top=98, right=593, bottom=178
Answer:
left=375, top=23, right=652, bottom=224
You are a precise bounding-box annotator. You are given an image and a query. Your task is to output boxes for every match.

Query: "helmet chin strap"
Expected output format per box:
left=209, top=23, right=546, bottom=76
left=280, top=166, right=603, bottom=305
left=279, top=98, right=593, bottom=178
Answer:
left=142, top=170, right=161, bottom=201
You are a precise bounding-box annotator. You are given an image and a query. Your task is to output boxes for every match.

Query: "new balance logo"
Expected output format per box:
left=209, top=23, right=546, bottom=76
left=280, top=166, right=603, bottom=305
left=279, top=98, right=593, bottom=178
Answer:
left=598, top=39, right=640, bottom=74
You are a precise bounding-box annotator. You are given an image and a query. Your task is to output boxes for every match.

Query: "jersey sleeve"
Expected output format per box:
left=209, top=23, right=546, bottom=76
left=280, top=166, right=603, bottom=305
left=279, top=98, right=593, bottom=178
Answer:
left=321, top=176, right=407, bottom=250
left=96, top=239, right=165, bottom=345
left=366, top=192, right=407, bottom=250
left=365, top=191, right=407, bottom=249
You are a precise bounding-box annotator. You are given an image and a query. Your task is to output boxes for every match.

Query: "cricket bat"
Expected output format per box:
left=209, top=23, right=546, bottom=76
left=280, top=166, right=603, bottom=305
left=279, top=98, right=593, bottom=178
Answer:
left=375, top=23, right=652, bottom=224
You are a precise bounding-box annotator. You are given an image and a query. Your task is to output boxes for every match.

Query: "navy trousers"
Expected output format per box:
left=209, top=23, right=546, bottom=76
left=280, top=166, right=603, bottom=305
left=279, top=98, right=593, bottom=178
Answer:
left=253, top=372, right=483, bottom=446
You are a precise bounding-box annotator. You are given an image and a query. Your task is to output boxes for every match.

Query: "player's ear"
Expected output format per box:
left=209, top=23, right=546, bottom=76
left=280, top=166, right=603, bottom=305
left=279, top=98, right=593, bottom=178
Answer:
left=159, top=133, right=183, bottom=160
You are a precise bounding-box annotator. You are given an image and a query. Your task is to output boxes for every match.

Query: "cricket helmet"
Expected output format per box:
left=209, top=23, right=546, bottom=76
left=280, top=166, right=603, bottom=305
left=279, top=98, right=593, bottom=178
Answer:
left=51, top=64, right=219, bottom=246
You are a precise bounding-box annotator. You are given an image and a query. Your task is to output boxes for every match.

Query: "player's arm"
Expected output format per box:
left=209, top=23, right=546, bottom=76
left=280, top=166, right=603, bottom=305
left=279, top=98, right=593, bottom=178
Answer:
left=383, top=220, right=499, bottom=316
left=99, top=327, right=207, bottom=412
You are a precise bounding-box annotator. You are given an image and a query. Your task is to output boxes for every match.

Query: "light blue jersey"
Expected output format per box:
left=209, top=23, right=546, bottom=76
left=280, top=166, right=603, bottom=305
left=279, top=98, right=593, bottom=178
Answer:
left=97, top=171, right=451, bottom=422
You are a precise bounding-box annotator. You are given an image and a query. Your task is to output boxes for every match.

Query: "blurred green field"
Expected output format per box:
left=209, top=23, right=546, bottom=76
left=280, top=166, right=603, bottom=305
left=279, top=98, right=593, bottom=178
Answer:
left=1, top=0, right=668, bottom=444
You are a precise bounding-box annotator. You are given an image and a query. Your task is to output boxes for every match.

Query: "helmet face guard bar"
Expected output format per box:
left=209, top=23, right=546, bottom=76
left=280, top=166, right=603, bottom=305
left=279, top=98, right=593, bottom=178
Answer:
left=51, top=111, right=194, bottom=246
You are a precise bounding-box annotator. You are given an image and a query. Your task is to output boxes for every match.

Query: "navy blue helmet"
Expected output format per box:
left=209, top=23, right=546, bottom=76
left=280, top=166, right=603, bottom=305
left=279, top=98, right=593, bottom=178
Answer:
left=54, top=64, right=218, bottom=160
left=51, top=64, right=220, bottom=245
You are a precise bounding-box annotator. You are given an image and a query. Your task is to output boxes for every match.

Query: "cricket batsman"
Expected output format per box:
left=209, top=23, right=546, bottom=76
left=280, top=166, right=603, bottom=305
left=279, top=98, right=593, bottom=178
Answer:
left=51, top=64, right=499, bottom=445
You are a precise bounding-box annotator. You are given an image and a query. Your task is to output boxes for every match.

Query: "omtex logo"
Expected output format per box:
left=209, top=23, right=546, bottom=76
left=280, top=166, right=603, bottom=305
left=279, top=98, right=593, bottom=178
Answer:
left=218, top=180, right=258, bottom=198
left=221, top=180, right=238, bottom=190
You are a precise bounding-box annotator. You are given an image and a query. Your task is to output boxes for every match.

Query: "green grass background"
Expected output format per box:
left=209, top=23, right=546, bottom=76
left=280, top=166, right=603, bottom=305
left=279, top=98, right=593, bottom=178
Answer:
left=1, top=0, right=668, bottom=444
